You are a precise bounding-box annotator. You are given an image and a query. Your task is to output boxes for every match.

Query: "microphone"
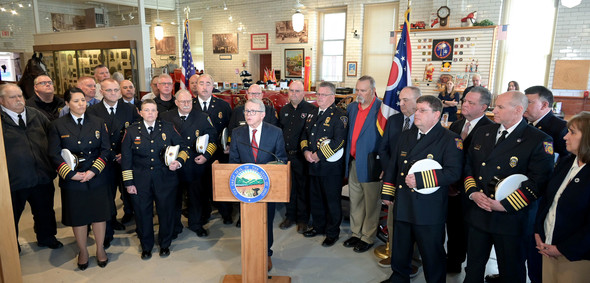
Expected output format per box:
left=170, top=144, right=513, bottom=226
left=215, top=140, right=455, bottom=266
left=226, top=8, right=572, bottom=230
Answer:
left=237, top=140, right=286, bottom=164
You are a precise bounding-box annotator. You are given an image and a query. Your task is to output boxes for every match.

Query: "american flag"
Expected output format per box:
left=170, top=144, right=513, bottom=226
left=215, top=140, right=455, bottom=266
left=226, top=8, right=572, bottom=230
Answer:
left=181, top=19, right=196, bottom=89
left=376, top=8, right=412, bottom=136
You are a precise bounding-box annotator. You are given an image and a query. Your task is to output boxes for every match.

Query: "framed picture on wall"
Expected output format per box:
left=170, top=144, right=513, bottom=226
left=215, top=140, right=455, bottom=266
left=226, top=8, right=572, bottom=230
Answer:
left=284, top=48, right=304, bottom=78
left=275, top=20, right=308, bottom=44
left=156, top=36, right=176, bottom=55
left=251, top=33, right=269, bottom=50
left=347, top=61, right=357, bottom=77
left=212, top=33, right=239, bottom=54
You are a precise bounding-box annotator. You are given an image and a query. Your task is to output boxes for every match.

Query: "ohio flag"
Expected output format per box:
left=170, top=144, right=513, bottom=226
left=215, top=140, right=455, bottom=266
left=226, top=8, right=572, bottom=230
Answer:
left=181, top=19, right=196, bottom=89
left=377, top=8, right=412, bottom=135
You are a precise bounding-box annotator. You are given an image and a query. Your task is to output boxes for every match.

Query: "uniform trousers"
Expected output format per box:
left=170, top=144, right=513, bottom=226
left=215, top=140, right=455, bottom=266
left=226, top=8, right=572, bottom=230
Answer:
left=11, top=182, right=58, bottom=243
left=464, top=225, right=526, bottom=283
left=348, top=160, right=381, bottom=244
left=542, top=256, right=590, bottom=283
left=391, top=221, right=446, bottom=283
left=525, top=201, right=542, bottom=283
left=446, top=193, right=468, bottom=267
left=184, top=171, right=210, bottom=231
left=309, top=174, right=342, bottom=238
left=285, top=153, right=310, bottom=224
left=386, top=203, right=422, bottom=268
left=131, top=181, right=177, bottom=251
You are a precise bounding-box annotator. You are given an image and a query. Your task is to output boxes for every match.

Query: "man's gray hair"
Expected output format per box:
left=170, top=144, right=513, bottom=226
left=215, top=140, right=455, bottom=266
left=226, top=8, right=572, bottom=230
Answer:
left=0, top=83, right=22, bottom=98
left=318, top=81, right=336, bottom=95
left=247, top=98, right=265, bottom=111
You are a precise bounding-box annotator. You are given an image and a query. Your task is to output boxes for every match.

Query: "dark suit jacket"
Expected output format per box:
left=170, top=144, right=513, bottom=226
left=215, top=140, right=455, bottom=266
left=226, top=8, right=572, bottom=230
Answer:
left=463, top=119, right=554, bottom=235
left=228, top=104, right=279, bottom=139
left=535, top=154, right=590, bottom=261
left=449, top=115, right=494, bottom=149
left=378, top=113, right=415, bottom=171
left=228, top=122, right=287, bottom=164
left=381, top=123, right=464, bottom=225
left=534, top=112, right=569, bottom=158
left=87, top=101, right=141, bottom=157
left=193, top=96, right=232, bottom=149
left=345, top=99, right=382, bottom=182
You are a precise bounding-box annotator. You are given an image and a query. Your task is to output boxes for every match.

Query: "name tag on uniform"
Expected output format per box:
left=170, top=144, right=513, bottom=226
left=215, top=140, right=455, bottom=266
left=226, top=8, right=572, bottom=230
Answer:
left=61, top=135, right=70, bottom=138
left=400, top=151, right=407, bottom=157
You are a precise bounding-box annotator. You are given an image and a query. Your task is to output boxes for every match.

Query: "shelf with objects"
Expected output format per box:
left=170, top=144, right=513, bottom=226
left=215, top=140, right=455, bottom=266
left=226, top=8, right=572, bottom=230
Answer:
left=34, top=41, right=139, bottom=96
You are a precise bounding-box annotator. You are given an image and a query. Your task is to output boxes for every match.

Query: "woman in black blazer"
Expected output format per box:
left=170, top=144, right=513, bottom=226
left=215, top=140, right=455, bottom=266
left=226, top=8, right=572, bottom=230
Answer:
left=535, top=111, right=590, bottom=282
left=48, top=88, right=111, bottom=270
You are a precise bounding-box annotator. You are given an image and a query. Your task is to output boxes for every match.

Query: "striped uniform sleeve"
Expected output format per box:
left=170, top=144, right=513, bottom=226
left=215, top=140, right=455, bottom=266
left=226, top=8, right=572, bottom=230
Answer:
left=122, top=170, right=133, bottom=183
left=177, top=150, right=189, bottom=164
left=381, top=182, right=396, bottom=201
left=57, top=162, right=76, bottom=180
left=319, top=139, right=344, bottom=159
left=415, top=169, right=438, bottom=189
left=501, top=186, right=534, bottom=213
left=464, top=176, right=480, bottom=195
left=90, top=157, right=107, bottom=175
left=203, top=142, right=217, bottom=159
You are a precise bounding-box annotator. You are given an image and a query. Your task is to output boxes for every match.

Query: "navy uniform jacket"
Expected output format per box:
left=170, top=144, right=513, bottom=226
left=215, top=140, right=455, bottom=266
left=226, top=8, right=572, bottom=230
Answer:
left=382, top=123, right=464, bottom=225
left=228, top=104, right=279, bottom=139
left=229, top=122, right=287, bottom=164
left=463, top=119, right=554, bottom=235
left=378, top=113, right=415, bottom=171
left=87, top=101, right=140, bottom=157
left=345, top=99, right=382, bottom=182
left=533, top=112, right=568, bottom=158
left=1, top=106, right=56, bottom=190
left=193, top=96, right=232, bottom=150
left=300, top=103, right=347, bottom=176
left=120, top=120, right=189, bottom=189
left=535, top=155, right=590, bottom=261
left=279, top=100, right=317, bottom=153
left=449, top=116, right=494, bottom=149
left=48, top=114, right=110, bottom=190
left=160, top=109, right=218, bottom=182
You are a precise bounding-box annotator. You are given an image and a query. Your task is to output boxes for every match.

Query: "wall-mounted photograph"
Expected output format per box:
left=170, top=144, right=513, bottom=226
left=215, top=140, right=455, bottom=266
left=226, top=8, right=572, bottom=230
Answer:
left=347, top=61, right=357, bottom=77
left=156, top=36, right=176, bottom=55
left=285, top=48, right=304, bottom=78
left=212, top=33, right=239, bottom=54
left=275, top=20, right=308, bottom=44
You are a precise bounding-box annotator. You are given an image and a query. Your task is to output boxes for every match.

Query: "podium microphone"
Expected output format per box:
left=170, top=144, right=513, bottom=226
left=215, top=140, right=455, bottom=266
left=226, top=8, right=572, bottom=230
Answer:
left=237, top=140, right=286, bottom=164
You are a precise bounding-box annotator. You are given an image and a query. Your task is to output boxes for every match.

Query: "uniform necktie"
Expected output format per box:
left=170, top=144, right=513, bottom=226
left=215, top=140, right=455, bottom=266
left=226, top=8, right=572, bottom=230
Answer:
left=109, top=107, right=115, bottom=116
left=202, top=102, right=207, bottom=112
left=418, top=133, right=425, bottom=141
left=402, top=117, right=410, bottom=131
left=77, top=118, right=83, bottom=129
left=251, top=129, right=258, bottom=161
left=148, top=126, right=154, bottom=137
left=18, top=114, right=26, bottom=129
left=461, top=121, right=471, bottom=140
left=180, top=116, right=187, bottom=123
left=496, top=130, right=508, bottom=146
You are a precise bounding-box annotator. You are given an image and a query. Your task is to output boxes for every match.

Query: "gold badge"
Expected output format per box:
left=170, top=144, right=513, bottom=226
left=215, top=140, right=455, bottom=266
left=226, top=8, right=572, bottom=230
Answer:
left=162, top=133, right=166, bottom=141
left=427, top=154, right=434, bottom=159
left=509, top=156, right=518, bottom=168
left=474, top=144, right=481, bottom=150
left=95, top=130, right=100, bottom=139
left=125, top=121, right=130, bottom=128
left=195, top=130, right=200, bottom=137
left=218, top=112, right=223, bottom=119
left=324, top=117, right=331, bottom=126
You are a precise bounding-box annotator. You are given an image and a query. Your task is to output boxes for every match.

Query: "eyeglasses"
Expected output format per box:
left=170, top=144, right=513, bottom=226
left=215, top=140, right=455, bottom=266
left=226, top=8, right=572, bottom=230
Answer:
left=416, top=108, right=434, bottom=113
left=244, top=110, right=264, bottom=115
left=289, top=89, right=303, bottom=93
left=317, top=93, right=334, bottom=97
left=159, top=82, right=173, bottom=86
left=177, top=100, right=192, bottom=104
left=103, top=88, right=120, bottom=93
left=36, top=81, right=53, bottom=86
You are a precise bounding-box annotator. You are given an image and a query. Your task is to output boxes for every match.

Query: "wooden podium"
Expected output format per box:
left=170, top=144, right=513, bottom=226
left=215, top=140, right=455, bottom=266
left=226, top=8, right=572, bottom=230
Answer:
left=212, top=161, right=291, bottom=283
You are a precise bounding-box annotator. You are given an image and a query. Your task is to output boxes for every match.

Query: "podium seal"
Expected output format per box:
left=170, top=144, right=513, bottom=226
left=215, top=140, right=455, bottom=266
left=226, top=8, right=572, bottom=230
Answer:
left=229, top=163, right=271, bottom=203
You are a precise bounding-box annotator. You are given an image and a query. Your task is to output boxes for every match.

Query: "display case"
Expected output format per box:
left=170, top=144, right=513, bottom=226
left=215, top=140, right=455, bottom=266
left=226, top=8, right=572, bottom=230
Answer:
left=34, top=41, right=138, bottom=96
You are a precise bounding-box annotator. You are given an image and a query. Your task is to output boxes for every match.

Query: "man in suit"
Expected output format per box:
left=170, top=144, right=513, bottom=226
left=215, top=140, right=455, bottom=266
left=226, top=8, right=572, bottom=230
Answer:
left=155, top=74, right=176, bottom=114
left=59, top=77, right=100, bottom=117
left=278, top=80, right=317, bottom=233
left=461, top=74, right=481, bottom=102
left=0, top=83, right=63, bottom=252
left=227, top=84, right=279, bottom=143
left=26, top=75, right=64, bottom=122
left=446, top=86, right=493, bottom=273
left=190, top=74, right=234, bottom=224
left=121, top=99, right=189, bottom=259
left=229, top=98, right=287, bottom=271
left=381, top=95, right=463, bottom=283
left=160, top=89, right=217, bottom=237
left=93, top=65, right=110, bottom=101
left=119, top=80, right=142, bottom=110
left=87, top=78, right=141, bottom=244
left=343, top=75, right=383, bottom=253
left=301, top=81, right=347, bottom=247
left=463, top=91, right=554, bottom=283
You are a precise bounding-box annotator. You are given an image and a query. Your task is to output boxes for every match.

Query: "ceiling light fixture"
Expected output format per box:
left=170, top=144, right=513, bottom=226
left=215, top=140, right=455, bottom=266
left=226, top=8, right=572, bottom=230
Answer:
left=561, top=0, right=582, bottom=8
left=128, top=12, right=134, bottom=20
left=223, top=2, right=227, bottom=10
left=292, top=10, right=304, bottom=32
left=11, top=9, right=17, bottom=15
left=154, top=0, right=164, bottom=40
left=18, top=3, right=23, bottom=8
left=0, top=7, right=6, bottom=12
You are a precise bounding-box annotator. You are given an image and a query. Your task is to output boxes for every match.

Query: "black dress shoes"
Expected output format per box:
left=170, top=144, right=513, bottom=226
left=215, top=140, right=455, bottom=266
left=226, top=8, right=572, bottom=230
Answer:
left=297, top=223, right=309, bottom=234
left=97, top=258, right=109, bottom=268
left=195, top=227, right=208, bottom=237
left=353, top=240, right=374, bottom=253
left=322, top=236, right=339, bottom=247
left=159, top=247, right=170, bottom=257
left=77, top=252, right=88, bottom=271
left=121, top=213, right=134, bottom=224
left=141, top=250, right=152, bottom=260
left=343, top=236, right=361, bottom=248
left=279, top=219, right=295, bottom=230
left=38, top=238, right=64, bottom=249
left=223, top=217, right=233, bottom=225
left=111, top=219, right=125, bottom=231
left=303, top=229, right=322, bottom=238
left=485, top=274, right=501, bottom=283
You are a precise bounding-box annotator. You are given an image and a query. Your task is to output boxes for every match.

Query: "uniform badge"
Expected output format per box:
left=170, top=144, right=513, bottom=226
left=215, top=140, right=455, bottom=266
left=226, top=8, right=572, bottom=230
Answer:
left=455, top=138, right=463, bottom=150
left=162, top=133, right=166, bottom=141
left=324, top=117, right=331, bottom=126
left=400, top=151, right=407, bottom=157
left=301, top=113, right=306, bottom=119
left=340, top=116, right=348, bottom=128
left=427, top=154, right=434, bottom=159
left=543, top=141, right=554, bottom=155
left=95, top=130, right=100, bottom=139
left=474, top=144, right=481, bottom=150
left=134, top=136, right=141, bottom=144
left=218, top=112, right=223, bottom=119
left=125, top=121, right=130, bottom=128
left=195, top=130, right=200, bottom=137
left=509, top=156, right=518, bottom=168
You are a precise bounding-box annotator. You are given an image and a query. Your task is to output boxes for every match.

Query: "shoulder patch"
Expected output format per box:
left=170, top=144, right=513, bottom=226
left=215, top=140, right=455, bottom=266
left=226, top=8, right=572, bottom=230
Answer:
left=207, top=116, right=213, bottom=127
left=455, top=138, right=463, bottom=150
left=543, top=141, right=553, bottom=155
left=340, top=116, right=348, bottom=128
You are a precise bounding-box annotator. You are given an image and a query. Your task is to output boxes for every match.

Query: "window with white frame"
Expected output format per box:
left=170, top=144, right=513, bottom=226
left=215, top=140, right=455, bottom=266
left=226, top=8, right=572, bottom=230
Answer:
left=319, top=10, right=346, bottom=82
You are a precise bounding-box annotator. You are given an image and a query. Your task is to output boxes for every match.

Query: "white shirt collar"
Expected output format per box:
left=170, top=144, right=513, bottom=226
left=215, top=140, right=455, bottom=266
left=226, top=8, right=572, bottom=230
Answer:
left=498, top=118, right=522, bottom=137
left=70, top=113, right=85, bottom=122
left=197, top=96, right=212, bottom=108
left=103, top=100, right=118, bottom=111
left=1, top=105, right=25, bottom=125
left=144, top=120, right=156, bottom=129
left=178, top=110, right=189, bottom=118
left=532, top=110, right=551, bottom=126
left=418, top=123, right=436, bottom=138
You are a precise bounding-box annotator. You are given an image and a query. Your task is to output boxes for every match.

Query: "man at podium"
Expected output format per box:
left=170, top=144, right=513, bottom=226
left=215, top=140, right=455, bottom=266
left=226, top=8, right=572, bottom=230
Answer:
left=228, top=98, right=287, bottom=270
